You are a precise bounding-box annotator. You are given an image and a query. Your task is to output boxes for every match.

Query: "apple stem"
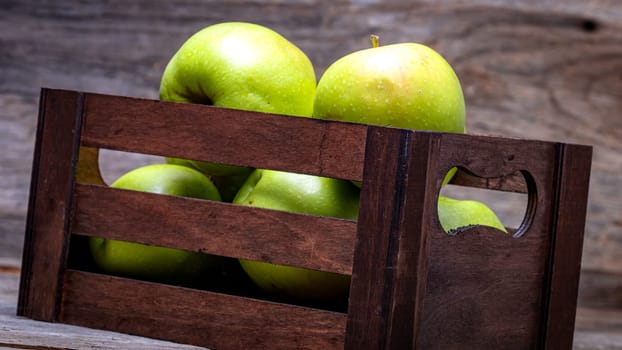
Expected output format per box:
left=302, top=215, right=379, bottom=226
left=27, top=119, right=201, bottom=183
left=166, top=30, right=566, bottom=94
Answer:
left=370, top=34, right=380, bottom=48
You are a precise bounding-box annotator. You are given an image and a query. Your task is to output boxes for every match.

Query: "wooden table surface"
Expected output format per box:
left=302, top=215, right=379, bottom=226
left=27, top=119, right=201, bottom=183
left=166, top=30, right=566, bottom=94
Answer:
left=1, top=1, right=621, bottom=348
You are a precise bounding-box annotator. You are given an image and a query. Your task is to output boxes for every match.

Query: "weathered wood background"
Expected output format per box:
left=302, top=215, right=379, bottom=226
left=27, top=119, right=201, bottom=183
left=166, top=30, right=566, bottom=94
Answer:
left=1, top=0, right=620, bottom=339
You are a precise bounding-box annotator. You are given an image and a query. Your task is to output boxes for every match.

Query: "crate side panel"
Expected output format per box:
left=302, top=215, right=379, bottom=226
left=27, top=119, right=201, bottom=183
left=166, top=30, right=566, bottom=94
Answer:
left=18, top=89, right=83, bottom=321
left=60, top=270, right=347, bottom=350
left=422, top=228, right=549, bottom=349
left=420, top=132, right=562, bottom=349
left=72, top=183, right=357, bottom=275
left=81, top=93, right=367, bottom=181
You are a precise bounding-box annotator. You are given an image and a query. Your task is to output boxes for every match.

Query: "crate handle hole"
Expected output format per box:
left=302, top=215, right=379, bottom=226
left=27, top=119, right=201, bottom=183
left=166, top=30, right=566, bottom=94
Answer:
left=438, top=167, right=535, bottom=238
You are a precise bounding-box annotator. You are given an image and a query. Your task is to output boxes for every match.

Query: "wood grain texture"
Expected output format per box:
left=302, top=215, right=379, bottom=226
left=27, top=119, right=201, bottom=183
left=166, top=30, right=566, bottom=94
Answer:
left=1, top=272, right=207, bottom=350
left=73, top=183, right=356, bottom=275
left=345, top=127, right=429, bottom=349
left=343, top=127, right=588, bottom=348
left=17, top=90, right=82, bottom=321
left=422, top=227, right=548, bottom=349
left=418, top=133, right=565, bottom=349
left=60, top=270, right=347, bottom=350
left=81, top=92, right=367, bottom=181
left=544, top=144, right=593, bottom=349
left=418, top=135, right=592, bottom=350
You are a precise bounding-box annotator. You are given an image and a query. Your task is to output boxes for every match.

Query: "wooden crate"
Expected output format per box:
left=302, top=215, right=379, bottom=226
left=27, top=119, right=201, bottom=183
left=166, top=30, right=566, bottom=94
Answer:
left=17, top=88, right=593, bottom=349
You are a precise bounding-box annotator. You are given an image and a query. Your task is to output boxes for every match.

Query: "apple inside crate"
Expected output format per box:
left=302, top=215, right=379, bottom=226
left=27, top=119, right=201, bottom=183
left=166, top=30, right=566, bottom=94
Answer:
left=18, top=89, right=592, bottom=350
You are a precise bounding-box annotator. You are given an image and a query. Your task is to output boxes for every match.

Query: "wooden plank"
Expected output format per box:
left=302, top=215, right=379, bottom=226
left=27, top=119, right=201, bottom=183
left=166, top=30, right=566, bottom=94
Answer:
left=345, top=127, right=434, bottom=349
left=344, top=127, right=405, bottom=349
left=422, top=227, right=550, bottom=349
left=60, top=270, right=347, bottom=350
left=81, top=92, right=368, bottom=181
left=543, top=144, right=593, bottom=349
left=417, top=133, right=558, bottom=349
left=383, top=130, right=439, bottom=348
left=72, top=182, right=357, bottom=275
left=2, top=272, right=206, bottom=350
left=17, top=89, right=83, bottom=321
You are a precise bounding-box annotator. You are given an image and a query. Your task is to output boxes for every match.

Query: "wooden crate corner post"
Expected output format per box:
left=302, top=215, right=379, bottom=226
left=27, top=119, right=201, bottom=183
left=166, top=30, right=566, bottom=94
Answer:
left=346, top=128, right=441, bottom=349
left=18, top=88, right=85, bottom=321
left=543, top=143, right=593, bottom=349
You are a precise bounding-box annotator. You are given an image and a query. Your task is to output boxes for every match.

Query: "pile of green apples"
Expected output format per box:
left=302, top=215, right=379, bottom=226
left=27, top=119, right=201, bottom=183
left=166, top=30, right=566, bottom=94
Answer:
left=90, top=22, right=506, bottom=304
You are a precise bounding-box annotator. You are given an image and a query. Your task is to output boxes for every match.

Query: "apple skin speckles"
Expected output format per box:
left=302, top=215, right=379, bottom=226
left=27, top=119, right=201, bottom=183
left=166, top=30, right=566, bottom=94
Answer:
left=313, top=42, right=465, bottom=133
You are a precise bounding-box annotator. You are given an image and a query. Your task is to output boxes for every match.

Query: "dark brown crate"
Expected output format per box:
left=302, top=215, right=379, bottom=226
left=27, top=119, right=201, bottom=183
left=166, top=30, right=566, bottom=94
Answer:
left=18, top=88, right=593, bottom=349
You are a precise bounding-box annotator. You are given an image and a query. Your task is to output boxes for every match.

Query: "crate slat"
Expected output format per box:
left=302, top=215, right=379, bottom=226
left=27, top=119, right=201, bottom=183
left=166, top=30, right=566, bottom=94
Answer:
left=60, top=270, right=347, bottom=350
left=72, top=183, right=357, bottom=275
left=81, top=92, right=368, bottom=181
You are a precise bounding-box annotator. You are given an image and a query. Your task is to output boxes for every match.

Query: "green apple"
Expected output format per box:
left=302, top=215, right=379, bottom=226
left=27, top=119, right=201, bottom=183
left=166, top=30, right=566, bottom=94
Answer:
left=233, top=169, right=359, bottom=302
left=438, top=195, right=507, bottom=233
left=314, top=36, right=464, bottom=132
left=89, top=164, right=223, bottom=285
left=159, top=21, right=317, bottom=176
left=314, top=36, right=465, bottom=186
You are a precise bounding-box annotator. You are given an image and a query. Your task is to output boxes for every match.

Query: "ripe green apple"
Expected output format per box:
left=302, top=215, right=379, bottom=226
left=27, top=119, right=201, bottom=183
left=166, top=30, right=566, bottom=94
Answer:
left=438, top=195, right=507, bottom=233
left=89, top=164, right=223, bottom=285
left=232, top=169, right=360, bottom=302
left=159, top=21, right=317, bottom=176
left=314, top=37, right=465, bottom=186
left=314, top=37, right=464, bottom=132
